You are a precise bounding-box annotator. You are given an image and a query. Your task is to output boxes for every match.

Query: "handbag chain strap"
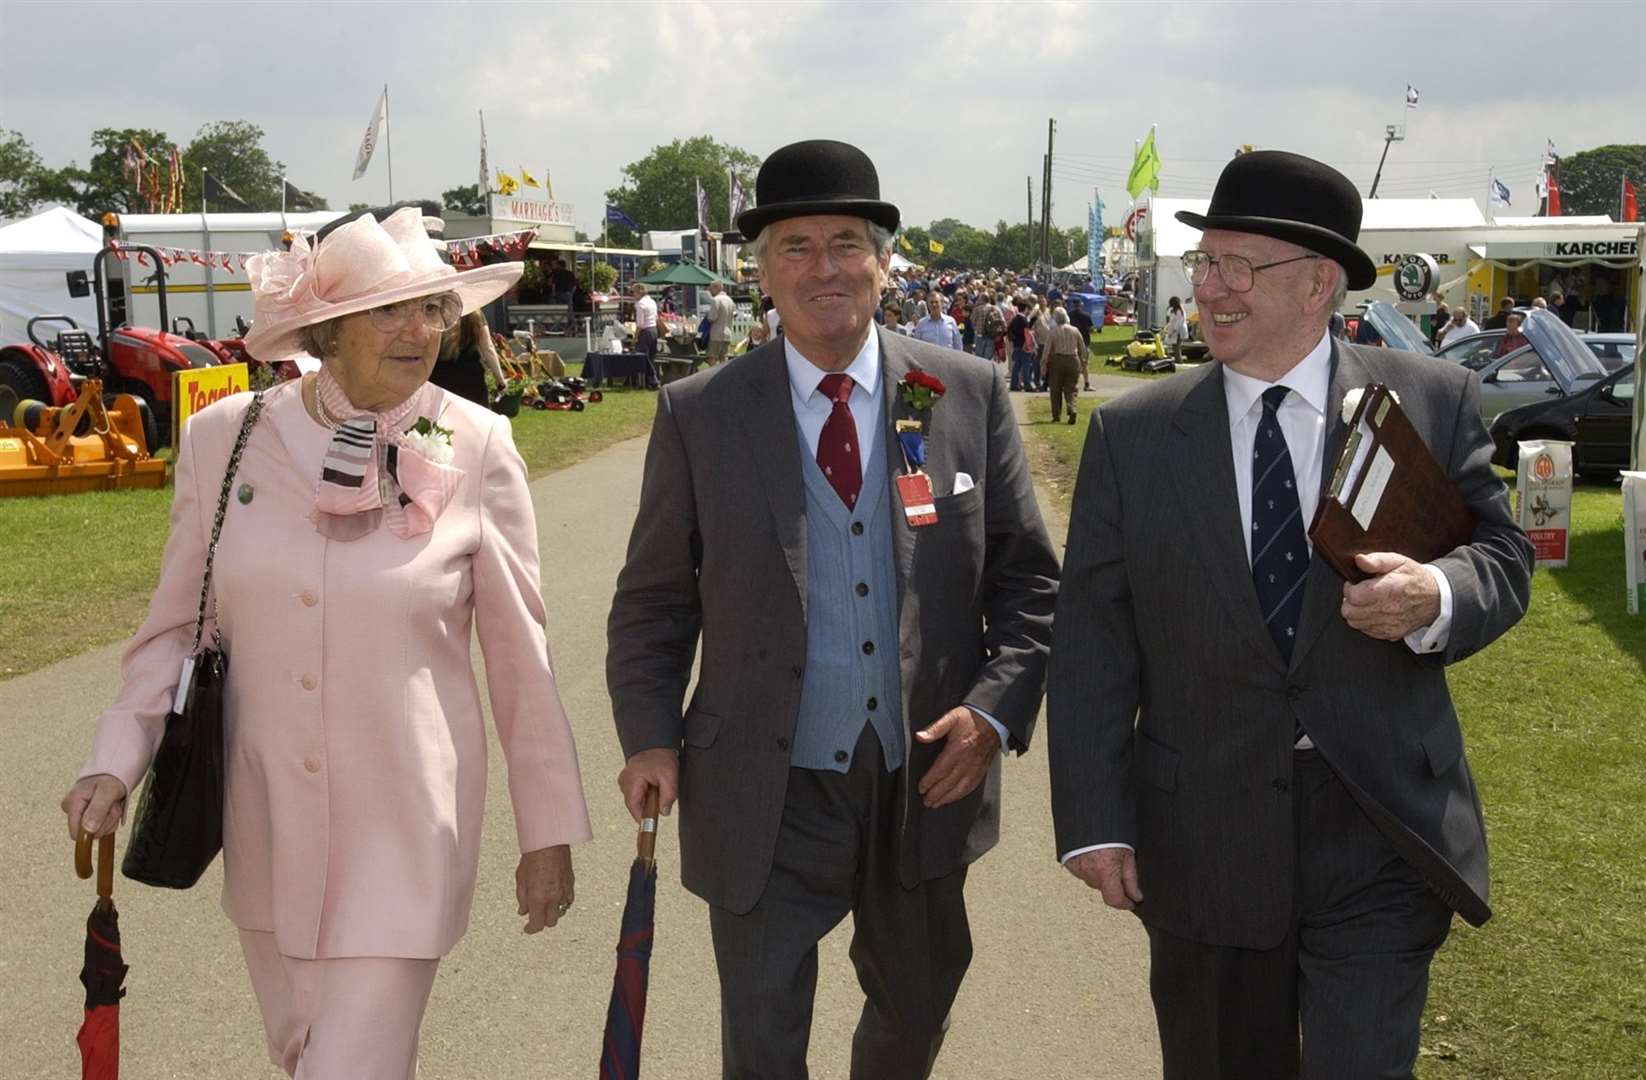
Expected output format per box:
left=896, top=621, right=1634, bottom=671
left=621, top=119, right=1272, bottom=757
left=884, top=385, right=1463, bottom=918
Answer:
left=189, top=391, right=265, bottom=654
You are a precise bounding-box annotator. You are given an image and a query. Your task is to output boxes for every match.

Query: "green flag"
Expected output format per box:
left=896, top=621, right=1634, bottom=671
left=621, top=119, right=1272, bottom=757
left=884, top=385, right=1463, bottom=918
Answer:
left=1126, top=128, right=1162, bottom=199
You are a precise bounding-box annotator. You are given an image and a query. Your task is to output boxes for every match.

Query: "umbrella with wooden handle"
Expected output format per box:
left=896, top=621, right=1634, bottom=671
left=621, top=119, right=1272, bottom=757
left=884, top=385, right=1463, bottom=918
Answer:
left=599, top=787, right=661, bottom=1080
left=74, top=830, right=128, bottom=1080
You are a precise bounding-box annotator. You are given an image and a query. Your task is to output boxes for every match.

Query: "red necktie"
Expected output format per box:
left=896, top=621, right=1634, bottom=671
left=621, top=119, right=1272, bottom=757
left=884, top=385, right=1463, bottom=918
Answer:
left=816, top=373, right=861, bottom=509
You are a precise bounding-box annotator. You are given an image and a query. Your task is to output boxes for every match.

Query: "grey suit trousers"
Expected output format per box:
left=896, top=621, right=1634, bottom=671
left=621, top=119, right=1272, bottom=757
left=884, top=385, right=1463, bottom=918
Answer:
left=1147, top=750, right=1453, bottom=1080
left=708, top=725, right=970, bottom=1080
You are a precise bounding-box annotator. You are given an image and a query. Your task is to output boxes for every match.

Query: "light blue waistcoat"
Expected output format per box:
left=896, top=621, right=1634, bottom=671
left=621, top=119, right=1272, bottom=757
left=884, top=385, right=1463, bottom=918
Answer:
left=792, top=427, right=905, bottom=773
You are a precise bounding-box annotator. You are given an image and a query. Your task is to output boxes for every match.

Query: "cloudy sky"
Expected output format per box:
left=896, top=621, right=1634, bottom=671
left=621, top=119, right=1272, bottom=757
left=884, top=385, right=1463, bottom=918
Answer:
left=4, top=0, right=1643, bottom=235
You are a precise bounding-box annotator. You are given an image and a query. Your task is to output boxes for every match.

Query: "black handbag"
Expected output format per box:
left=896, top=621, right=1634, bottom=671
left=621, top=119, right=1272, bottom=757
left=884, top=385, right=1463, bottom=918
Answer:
left=122, top=393, right=263, bottom=889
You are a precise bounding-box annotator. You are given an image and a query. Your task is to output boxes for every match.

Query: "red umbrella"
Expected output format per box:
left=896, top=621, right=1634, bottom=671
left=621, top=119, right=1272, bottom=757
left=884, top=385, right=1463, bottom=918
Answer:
left=74, top=831, right=127, bottom=1080
left=600, top=787, right=660, bottom=1080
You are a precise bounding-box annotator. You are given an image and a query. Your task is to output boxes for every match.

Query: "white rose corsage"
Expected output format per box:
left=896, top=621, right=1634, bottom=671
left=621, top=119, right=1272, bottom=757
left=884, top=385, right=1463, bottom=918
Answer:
left=403, top=417, right=455, bottom=465
left=1339, top=386, right=1400, bottom=425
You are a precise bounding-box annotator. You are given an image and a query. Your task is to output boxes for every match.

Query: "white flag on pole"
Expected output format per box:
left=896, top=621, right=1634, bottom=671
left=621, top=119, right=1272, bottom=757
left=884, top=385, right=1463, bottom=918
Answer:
left=1490, top=177, right=1512, bottom=207
left=479, top=111, right=490, bottom=193
left=1405, top=85, right=1420, bottom=109
left=353, top=86, right=387, bottom=181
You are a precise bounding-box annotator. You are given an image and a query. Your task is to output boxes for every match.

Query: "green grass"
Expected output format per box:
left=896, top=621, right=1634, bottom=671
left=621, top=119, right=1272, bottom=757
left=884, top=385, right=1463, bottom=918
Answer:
left=0, top=382, right=659, bottom=680
left=1025, top=397, right=1646, bottom=1077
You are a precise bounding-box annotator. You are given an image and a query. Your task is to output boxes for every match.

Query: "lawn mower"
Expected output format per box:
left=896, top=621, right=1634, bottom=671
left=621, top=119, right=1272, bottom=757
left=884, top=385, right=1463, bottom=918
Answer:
left=1122, top=328, right=1177, bottom=374
left=0, top=377, right=167, bottom=496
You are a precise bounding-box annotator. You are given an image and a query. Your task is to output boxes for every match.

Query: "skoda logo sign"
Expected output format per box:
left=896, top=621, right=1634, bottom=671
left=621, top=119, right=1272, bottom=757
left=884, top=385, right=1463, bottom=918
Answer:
left=1392, top=253, right=1439, bottom=303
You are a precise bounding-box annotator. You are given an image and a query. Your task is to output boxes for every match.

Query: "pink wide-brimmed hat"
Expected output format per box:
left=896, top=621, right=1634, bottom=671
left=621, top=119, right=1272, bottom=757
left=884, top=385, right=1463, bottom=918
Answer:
left=243, top=206, right=522, bottom=363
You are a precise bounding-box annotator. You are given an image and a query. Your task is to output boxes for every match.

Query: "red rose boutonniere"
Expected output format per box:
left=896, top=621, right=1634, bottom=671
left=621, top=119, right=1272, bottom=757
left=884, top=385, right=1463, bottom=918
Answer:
left=899, top=369, right=947, bottom=412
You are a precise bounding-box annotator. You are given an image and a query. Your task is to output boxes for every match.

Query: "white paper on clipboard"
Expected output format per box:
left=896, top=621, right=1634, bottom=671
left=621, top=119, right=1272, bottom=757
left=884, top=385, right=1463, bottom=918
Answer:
left=1350, top=445, right=1395, bottom=529
left=1333, top=418, right=1377, bottom=505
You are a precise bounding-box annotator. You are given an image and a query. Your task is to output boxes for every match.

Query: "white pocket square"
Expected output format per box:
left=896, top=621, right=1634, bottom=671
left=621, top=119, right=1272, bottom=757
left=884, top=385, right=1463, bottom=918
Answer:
left=952, top=472, right=975, bottom=495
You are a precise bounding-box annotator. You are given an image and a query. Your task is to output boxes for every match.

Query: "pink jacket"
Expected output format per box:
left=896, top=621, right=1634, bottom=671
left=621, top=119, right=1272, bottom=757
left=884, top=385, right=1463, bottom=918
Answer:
left=79, top=379, right=592, bottom=959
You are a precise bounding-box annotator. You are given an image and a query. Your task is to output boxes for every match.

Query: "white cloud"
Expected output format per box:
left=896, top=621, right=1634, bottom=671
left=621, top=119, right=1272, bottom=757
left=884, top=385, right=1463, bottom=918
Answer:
left=1, top=0, right=1641, bottom=234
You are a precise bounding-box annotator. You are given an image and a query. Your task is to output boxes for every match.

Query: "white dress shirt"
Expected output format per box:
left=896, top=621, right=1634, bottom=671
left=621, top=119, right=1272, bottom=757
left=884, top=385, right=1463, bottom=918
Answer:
left=634, top=295, right=659, bottom=330
left=1060, top=330, right=1454, bottom=864
left=1438, top=318, right=1479, bottom=347
left=783, top=330, right=1011, bottom=750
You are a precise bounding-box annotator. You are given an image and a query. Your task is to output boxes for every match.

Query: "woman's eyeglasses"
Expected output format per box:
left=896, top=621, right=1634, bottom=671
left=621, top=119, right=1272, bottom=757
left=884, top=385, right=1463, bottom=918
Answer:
left=366, top=293, right=462, bottom=334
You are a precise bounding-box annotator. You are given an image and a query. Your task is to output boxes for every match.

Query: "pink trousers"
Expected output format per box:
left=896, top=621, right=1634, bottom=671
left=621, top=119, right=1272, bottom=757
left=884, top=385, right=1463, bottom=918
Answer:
left=239, top=929, right=439, bottom=1079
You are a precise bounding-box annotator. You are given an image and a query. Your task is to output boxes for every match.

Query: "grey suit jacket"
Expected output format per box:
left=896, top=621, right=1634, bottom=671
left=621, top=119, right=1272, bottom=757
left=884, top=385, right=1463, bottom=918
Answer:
left=608, top=329, right=1060, bottom=914
left=1047, top=341, right=1534, bottom=949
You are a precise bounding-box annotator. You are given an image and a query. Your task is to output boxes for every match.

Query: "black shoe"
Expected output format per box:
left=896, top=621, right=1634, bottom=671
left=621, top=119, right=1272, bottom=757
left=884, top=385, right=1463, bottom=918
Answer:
left=1068, top=414, right=1076, bottom=425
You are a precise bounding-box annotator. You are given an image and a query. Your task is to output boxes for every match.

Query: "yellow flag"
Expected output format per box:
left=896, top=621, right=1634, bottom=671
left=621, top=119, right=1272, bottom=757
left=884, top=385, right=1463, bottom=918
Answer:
left=496, top=170, right=519, bottom=196
left=1126, top=128, right=1162, bottom=199
left=520, top=166, right=541, bottom=189
left=928, top=238, right=945, bottom=255
left=898, top=234, right=914, bottom=253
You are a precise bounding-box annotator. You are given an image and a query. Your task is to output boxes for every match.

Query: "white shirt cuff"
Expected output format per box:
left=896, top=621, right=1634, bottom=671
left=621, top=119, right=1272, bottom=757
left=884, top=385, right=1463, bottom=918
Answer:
left=1404, top=563, right=1454, bottom=654
left=965, top=705, right=1012, bottom=753
left=1060, top=842, right=1134, bottom=864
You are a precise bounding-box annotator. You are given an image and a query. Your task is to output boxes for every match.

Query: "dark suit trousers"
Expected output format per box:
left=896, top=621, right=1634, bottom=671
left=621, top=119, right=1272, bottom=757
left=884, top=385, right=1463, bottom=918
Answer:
left=1147, top=750, right=1453, bottom=1080
left=708, top=725, right=971, bottom=1080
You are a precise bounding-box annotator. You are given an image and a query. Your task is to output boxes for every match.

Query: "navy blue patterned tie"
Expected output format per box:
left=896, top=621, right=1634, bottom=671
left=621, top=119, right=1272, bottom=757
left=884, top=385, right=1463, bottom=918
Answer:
left=1251, top=386, right=1310, bottom=667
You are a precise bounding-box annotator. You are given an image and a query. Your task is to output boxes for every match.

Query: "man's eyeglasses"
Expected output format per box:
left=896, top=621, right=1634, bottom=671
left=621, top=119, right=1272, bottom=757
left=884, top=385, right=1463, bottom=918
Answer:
left=365, top=292, right=463, bottom=334
left=1180, top=250, right=1321, bottom=293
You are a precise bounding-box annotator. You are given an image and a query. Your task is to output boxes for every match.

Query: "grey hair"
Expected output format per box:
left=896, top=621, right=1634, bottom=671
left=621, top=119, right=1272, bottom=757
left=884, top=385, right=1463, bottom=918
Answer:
left=299, top=317, right=344, bottom=360
left=1330, top=263, right=1349, bottom=309
left=747, top=219, right=896, bottom=264
left=1052, top=306, right=1069, bottom=326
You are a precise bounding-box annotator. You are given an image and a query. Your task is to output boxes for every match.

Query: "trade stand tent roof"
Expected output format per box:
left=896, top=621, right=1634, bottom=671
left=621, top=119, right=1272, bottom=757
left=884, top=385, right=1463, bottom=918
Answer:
left=0, top=206, right=105, bottom=335
left=889, top=252, right=917, bottom=272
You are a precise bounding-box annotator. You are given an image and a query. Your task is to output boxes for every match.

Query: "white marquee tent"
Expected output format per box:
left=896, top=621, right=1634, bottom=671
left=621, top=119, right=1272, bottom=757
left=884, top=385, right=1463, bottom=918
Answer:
left=0, top=207, right=104, bottom=339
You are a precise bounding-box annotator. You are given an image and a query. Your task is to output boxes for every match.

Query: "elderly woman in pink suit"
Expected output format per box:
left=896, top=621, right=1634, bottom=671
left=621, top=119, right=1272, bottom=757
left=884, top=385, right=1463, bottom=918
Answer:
left=60, top=205, right=593, bottom=1078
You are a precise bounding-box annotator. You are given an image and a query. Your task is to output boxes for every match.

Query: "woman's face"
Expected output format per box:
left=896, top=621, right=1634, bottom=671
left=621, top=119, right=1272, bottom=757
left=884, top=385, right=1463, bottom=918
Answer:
left=325, top=293, right=458, bottom=411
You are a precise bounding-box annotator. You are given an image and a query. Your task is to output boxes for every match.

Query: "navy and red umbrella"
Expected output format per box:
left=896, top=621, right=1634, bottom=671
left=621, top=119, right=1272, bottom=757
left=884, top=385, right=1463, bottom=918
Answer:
left=600, top=788, right=661, bottom=1080
left=74, top=831, right=128, bottom=1080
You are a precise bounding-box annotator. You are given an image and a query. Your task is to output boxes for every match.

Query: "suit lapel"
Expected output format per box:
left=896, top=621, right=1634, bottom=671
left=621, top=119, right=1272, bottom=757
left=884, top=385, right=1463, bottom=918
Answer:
left=1290, top=341, right=1372, bottom=671
left=735, top=342, right=808, bottom=617
left=879, top=330, right=916, bottom=620
left=1168, top=364, right=1285, bottom=670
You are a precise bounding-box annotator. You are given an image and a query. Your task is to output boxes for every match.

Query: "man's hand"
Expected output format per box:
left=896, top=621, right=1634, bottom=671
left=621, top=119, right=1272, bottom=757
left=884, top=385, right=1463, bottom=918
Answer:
left=915, top=706, right=1000, bottom=809
left=61, top=774, right=127, bottom=841
left=1342, top=552, right=1441, bottom=640
left=617, top=747, right=678, bottom=823
left=516, top=845, right=574, bottom=934
left=1064, top=848, right=1144, bottom=911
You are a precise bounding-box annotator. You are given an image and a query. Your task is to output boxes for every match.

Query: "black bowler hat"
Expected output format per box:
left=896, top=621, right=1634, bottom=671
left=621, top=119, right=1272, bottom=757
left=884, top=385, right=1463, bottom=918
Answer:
left=1175, top=151, right=1376, bottom=290
left=736, top=140, right=901, bottom=240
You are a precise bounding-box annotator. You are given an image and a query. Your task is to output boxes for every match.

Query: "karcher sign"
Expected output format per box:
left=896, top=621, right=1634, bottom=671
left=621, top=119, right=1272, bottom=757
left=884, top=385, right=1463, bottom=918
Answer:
left=171, top=362, right=248, bottom=447
left=1485, top=237, right=1640, bottom=260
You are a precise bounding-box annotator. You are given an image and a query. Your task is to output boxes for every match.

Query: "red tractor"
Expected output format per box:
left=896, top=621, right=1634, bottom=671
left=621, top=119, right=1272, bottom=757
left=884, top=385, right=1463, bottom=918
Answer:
left=0, top=244, right=290, bottom=448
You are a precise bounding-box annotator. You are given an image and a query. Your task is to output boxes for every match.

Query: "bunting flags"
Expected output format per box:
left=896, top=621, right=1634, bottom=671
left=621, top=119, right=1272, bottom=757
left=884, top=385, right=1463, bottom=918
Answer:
left=521, top=166, right=541, bottom=189
left=353, top=85, right=388, bottom=181
left=729, top=170, right=749, bottom=225
left=1127, top=127, right=1162, bottom=200
left=1545, top=168, right=1562, bottom=217
left=496, top=170, right=519, bottom=196
left=108, top=239, right=260, bottom=274
left=928, top=238, right=945, bottom=255
left=696, top=179, right=710, bottom=240
left=445, top=228, right=537, bottom=269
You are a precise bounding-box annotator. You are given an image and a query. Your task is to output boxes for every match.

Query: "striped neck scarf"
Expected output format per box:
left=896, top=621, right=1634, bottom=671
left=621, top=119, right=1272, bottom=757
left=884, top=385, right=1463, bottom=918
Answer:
left=313, top=369, right=461, bottom=541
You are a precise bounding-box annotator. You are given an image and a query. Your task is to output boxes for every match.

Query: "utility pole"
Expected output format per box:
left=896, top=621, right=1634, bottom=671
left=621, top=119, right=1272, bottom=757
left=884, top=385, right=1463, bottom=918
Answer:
left=1041, top=119, right=1056, bottom=267
left=1026, top=176, right=1034, bottom=267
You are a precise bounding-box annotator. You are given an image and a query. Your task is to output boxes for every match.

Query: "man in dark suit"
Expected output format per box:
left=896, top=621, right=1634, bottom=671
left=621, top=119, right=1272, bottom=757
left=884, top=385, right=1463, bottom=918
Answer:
left=1047, top=151, right=1534, bottom=1079
left=607, top=140, right=1059, bottom=1079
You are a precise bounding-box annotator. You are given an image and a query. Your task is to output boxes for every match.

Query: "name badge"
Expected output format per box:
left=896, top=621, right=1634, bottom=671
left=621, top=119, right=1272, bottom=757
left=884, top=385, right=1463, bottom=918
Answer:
left=897, top=472, right=939, bottom=527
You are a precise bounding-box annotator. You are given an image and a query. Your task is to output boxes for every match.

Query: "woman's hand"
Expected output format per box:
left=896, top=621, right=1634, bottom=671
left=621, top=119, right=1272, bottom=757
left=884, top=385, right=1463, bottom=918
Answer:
left=516, top=844, right=574, bottom=934
left=61, top=774, right=128, bottom=841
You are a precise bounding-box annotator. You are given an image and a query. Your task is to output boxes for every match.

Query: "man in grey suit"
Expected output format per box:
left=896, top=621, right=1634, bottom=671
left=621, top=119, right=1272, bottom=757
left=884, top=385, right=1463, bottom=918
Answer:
left=1047, top=151, right=1534, bottom=1079
left=608, top=140, right=1059, bottom=1079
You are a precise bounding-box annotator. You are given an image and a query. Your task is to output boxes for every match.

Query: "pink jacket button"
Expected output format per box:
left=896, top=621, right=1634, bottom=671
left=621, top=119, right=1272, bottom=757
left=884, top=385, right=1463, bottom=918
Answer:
left=303, top=758, right=321, bottom=773
left=301, top=590, right=318, bottom=607
left=300, top=674, right=317, bottom=691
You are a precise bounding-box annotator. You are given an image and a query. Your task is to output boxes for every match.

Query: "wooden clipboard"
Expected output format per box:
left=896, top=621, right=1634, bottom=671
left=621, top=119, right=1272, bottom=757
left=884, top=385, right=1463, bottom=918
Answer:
left=1308, top=383, right=1476, bottom=583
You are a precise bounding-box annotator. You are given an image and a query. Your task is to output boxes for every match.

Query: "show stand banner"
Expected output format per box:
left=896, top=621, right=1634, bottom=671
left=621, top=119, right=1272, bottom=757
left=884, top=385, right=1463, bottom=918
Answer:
left=171, top=362, right=248, bottom=448
left=488, top=195, right=573, bottom=226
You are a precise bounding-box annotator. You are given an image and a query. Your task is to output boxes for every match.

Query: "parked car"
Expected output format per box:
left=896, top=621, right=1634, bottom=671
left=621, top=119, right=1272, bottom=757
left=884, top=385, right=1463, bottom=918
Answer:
left=1582, top=332, right=1636, bottom=368
left=1489, top=363, right=1636, bottom=475
left=1353, top=300, right=1435, bottom=355
left=1431, top=309, right=1611, bottom=420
